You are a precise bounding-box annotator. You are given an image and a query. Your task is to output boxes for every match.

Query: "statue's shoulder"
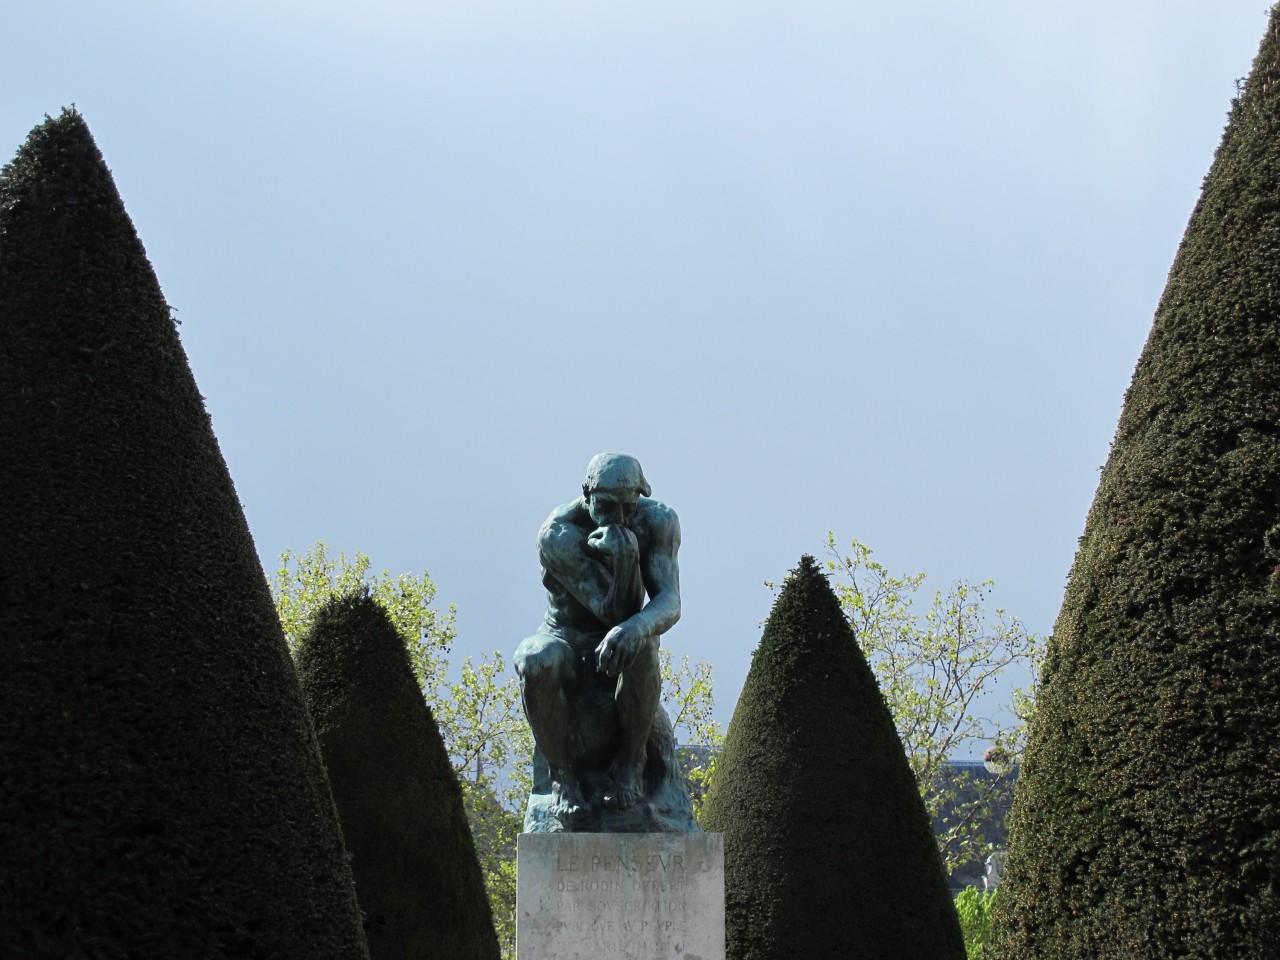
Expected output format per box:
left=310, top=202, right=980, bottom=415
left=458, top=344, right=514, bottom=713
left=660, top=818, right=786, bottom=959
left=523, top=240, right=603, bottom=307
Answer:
left=637, top=496, right=677, bottom=524
left=635, top=497, right=680, bottom=545
left=537, top=498, right=590, bottom=552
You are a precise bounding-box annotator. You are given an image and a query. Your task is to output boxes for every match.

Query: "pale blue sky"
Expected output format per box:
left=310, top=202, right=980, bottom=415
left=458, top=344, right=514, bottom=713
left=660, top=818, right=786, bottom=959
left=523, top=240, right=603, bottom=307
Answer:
left=4, top=2, right=1272, bottom=755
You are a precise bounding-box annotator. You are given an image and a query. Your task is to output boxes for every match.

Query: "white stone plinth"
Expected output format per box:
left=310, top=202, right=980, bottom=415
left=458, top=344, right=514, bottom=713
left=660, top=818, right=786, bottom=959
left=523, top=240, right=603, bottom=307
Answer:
left=516, top=832, right=724, bottom=960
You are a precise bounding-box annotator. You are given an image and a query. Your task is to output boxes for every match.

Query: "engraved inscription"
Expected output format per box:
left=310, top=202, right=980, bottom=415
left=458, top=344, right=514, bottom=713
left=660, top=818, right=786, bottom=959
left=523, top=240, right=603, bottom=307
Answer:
left=517, top=834, right=724, bottom=960
left=545, top=849, right=690, bottom=922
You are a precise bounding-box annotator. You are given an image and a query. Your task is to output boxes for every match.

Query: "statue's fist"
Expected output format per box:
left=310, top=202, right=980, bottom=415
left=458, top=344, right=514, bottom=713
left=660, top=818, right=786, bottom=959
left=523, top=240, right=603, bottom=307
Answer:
left=586, top=524, right=639, bottom=560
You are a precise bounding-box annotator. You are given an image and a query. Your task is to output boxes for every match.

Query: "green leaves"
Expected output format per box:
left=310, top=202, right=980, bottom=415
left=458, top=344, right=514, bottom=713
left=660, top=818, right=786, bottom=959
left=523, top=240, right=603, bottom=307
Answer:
left=659, top=650, right=723, bottom=823
left=955, top=887, right=998, bottom=959
left=274, top=542, right=456, bottom=679
left=436, top=651, right=533, bottom=812
left=824, top=533, right=1043, bottom=874
left=294, top=591, right=499, bottom=960
left=272, top=542, right=522, bottom=957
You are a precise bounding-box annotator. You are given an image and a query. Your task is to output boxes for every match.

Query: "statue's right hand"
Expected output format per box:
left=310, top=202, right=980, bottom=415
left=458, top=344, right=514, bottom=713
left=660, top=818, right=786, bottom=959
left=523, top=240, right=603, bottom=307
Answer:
left=586, top=524, right=639, bottom=559
left=595, top=622, right=648, bottom=677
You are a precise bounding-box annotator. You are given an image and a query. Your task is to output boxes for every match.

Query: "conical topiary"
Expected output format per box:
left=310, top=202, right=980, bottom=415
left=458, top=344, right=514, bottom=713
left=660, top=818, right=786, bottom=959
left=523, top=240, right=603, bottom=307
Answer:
left=701, top=556, right=963, bottom=960
left=994, top=12, right=1280, bottom=959
left=0, top=110, right=368, bottom=958
left=295, top=590, right=500, bottom=960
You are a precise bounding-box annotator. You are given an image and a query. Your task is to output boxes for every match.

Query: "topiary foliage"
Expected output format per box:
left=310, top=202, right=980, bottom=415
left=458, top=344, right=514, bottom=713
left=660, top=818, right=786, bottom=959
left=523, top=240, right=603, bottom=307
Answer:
left=701, top=556, right=963, bottom=960
left=0, top=109, right=369, bottom=958
left=295, top=590, right=500, bottom=960
left=994, top=12, right=1280, bottom=960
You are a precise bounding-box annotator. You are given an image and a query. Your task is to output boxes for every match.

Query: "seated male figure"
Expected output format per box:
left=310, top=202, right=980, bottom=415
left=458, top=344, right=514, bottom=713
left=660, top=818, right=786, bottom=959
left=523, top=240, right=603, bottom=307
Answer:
left=514, top=453, right=681, bottom=825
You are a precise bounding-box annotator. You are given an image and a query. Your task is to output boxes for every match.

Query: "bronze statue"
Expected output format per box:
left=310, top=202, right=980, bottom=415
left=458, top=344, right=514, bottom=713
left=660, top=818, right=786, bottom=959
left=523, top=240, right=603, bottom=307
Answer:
left=515, top=454, right=696, bottom=833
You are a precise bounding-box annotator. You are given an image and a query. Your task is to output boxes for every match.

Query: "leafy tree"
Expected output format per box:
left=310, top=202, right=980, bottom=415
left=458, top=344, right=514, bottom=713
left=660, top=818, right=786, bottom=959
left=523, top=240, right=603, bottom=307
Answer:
left=275, top=542, right=457, bottom=693
left=295, top=590, right=498, bottom=960
left=994, top=12, right=1280, bottom=958
left=955, top=888, right=998, bottom=960
left=702, top=556, right=964, bottom=960
left=823, top=535, right=1041, bottom=876
left=0, top=110, right=368, bottom=958
left=274, top=544, right=530, bottom=804
left=460, top=787, right=522, bottom=955
left=662, top=649, right=723, bottom=821
left=274, top=543, right=528, bottom=955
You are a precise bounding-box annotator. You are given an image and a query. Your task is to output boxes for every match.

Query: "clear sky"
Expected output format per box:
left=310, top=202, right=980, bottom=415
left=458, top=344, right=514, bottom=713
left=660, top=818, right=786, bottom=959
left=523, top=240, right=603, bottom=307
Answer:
left=4, top=2, right=1273, bottom=756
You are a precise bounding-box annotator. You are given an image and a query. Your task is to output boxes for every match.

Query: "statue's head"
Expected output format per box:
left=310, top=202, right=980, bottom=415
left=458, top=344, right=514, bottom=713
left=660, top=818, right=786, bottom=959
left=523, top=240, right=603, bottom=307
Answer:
left=582, top=452, right=650, bottom=526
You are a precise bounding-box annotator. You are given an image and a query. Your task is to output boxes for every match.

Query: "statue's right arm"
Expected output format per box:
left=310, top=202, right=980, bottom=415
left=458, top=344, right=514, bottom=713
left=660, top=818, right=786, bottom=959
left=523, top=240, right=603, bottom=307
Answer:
left=538, top=514, right=615, bottom=626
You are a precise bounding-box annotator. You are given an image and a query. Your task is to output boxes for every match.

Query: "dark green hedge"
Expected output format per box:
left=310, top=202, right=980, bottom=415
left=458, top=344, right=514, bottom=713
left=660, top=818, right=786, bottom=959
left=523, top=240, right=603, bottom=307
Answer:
left=0, top=110, right=368, bottom=959
left=702, top=556, right=963, bottom=960
left=295, top=591, right=499, bottom=960
left=994, top=12, right=1280, bottom=959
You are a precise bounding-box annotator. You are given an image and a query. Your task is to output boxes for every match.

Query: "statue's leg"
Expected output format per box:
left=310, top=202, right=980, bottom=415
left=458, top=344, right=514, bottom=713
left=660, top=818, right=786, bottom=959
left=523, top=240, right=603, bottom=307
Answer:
left=515, top=633, right=586, bottom=821
left=603, top=637, right=660, bottom=810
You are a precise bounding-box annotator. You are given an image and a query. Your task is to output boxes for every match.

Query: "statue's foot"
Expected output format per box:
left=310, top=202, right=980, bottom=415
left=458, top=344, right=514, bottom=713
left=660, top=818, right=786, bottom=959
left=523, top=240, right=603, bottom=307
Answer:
left=551, top=776, right=588, bottom=827
left=602, top=764, right=644, bottom=811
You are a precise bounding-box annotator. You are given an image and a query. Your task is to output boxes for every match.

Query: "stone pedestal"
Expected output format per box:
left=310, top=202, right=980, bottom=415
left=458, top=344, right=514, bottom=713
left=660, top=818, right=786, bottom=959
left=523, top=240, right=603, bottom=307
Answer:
left=516, top=832, right=724, bottom=960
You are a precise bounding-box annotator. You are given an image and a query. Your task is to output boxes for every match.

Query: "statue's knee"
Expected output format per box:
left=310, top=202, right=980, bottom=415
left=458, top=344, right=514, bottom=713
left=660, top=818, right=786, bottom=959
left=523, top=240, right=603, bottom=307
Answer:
left=515, top=637, right=571, bottom=685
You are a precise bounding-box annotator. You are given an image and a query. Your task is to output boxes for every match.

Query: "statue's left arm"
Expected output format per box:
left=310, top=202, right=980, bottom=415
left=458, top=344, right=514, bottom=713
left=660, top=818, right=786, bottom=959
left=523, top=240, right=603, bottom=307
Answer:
left=595, top=504, right=681, bottom=677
